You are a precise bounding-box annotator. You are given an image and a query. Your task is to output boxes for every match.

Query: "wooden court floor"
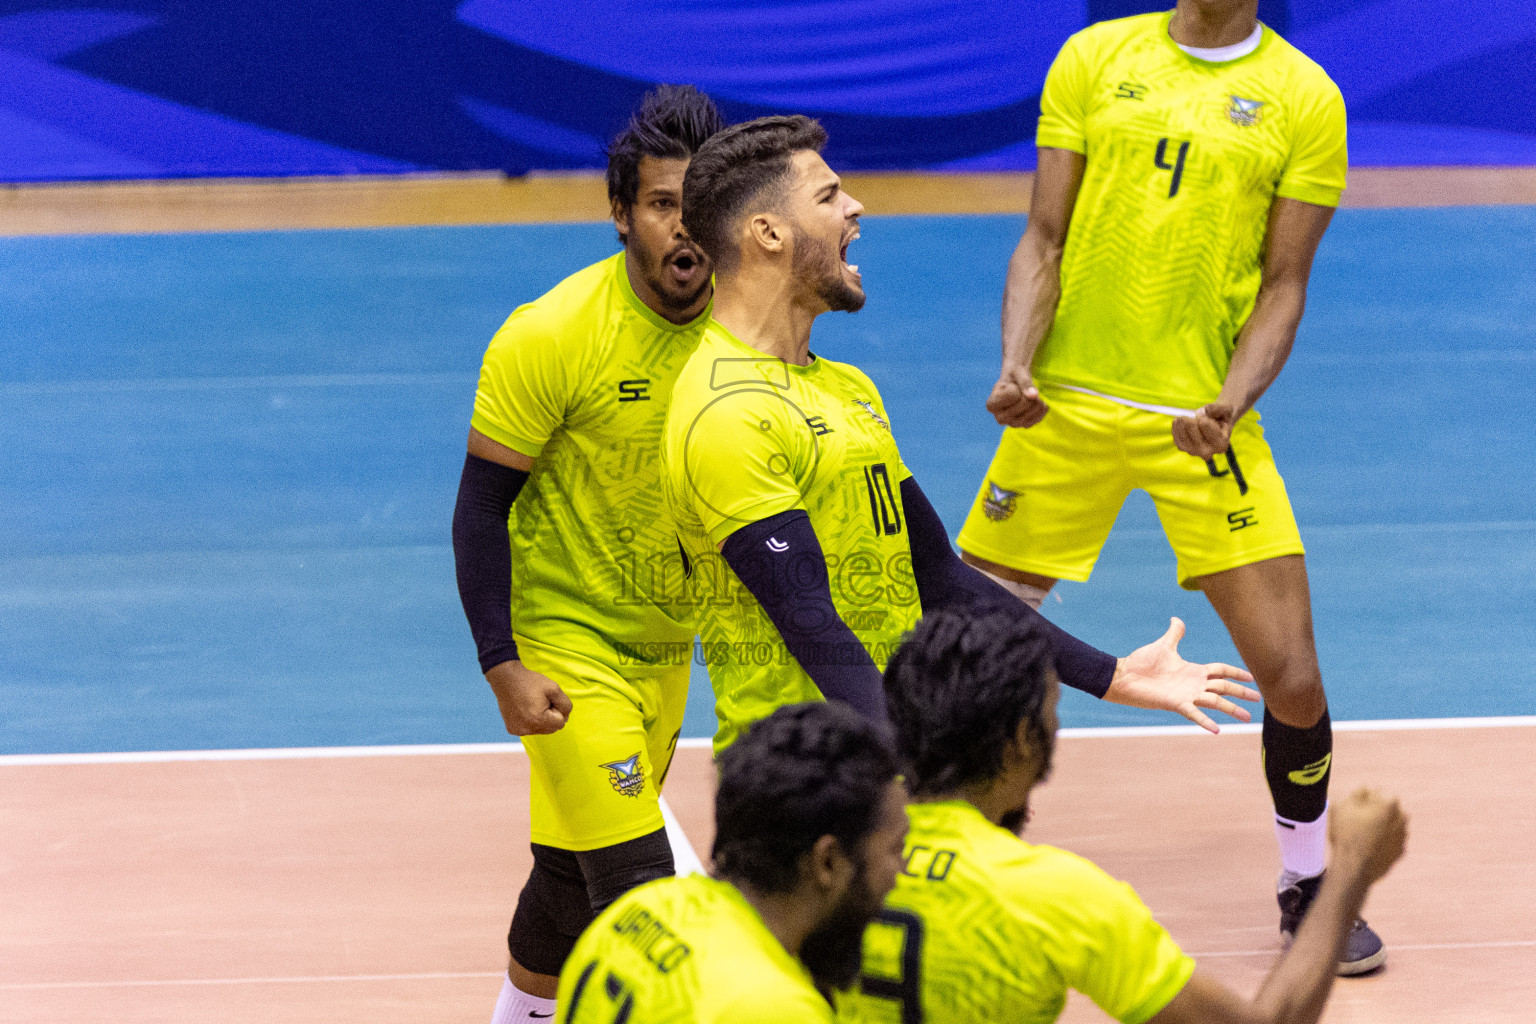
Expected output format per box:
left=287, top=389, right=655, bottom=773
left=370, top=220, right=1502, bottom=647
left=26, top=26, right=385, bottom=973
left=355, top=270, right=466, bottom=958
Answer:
left=4, top=724, right=1534, bottom=1023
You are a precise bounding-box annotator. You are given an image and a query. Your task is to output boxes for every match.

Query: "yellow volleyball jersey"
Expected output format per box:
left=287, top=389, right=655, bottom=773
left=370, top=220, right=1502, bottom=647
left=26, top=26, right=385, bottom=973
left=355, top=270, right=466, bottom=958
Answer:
left=839, top=801, right=1194, bottom=1024
left=662, top=322, right=918, bottom=753
left=471, top=252, right=707, bottom=671
left=557, top=874, right=833, bottom=1024
left=1032, top=11, right=1347, bottom=409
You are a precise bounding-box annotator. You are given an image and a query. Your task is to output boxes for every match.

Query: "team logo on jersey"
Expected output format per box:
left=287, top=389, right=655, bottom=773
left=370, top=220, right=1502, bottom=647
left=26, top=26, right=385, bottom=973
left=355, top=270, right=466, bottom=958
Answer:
left=982, top=481, right=1018, bottom=521
left=1226, top=95, right=1265, bottom=127
left=601, top=754, right=646, bottom=798
left=1115, top=81, right=1148, bottom=101
left=853, top=399, right=889, bottom=430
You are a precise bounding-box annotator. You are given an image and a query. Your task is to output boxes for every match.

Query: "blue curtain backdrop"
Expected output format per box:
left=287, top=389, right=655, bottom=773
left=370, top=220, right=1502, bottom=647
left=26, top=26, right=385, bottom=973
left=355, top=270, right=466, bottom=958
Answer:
left=1, top=0, right=1533, bottom=182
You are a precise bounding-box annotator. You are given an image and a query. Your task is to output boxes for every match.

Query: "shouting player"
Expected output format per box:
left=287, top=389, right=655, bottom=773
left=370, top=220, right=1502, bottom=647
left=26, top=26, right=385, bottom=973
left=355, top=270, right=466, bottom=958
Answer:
left=451, top=86, right=724, bottom=1022
left=557, top=701, right=908, bottom=1023
left=955, top=0, right=1369, bottom=970
left=663, top=115, right=1259, bottom=757
left=839, top=607, right=1407, bottom=1024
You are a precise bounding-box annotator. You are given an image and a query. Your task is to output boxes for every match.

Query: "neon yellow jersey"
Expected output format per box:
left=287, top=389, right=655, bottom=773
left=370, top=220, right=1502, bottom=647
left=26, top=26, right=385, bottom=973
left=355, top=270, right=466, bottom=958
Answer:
left=1032, top=11, right=1347, bottom=408
left=557, top=874, right=833, bottom=1024
left=839, top=801, right=1195, bottom=1024
left=471, top=252, right=707, bottom=670
left=663, top=323, right=918, bottom=752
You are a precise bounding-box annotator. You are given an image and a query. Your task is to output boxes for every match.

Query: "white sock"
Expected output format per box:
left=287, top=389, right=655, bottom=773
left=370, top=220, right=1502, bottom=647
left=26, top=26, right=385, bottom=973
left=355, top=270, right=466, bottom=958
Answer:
left=490, top=975, right=556, bottom=1024
left=977, top=568, right=1050, bottom=610
left=1275, top=804, right=1328, bottom=887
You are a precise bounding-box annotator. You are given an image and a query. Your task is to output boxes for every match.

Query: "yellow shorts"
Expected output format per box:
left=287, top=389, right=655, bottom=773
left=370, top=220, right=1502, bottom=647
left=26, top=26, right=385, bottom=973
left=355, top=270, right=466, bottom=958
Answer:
left=957, top=384, right=1305, bottom=590
left=515, top=634, right=690, bottom=851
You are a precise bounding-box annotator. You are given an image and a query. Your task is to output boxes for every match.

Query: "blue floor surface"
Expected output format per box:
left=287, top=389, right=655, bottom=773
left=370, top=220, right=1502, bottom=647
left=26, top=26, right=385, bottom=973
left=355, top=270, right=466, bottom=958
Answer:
left=2, top=208, right=1533, bottom=753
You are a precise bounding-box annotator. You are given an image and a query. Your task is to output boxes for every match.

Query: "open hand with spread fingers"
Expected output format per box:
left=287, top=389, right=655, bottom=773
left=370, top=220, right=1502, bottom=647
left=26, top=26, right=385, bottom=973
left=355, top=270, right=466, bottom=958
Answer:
left=1104, top=617, right=1260, bottom=734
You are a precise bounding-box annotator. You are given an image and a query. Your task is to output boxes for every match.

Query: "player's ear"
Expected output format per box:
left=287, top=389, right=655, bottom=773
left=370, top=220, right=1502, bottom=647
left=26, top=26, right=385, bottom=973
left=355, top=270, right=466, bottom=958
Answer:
left=805, top=833, right=853, bottom=893
left=1005, top=717, right=1047, bottom=785
left=746, top=211, right=786, bottom=257
left=612, top=197, right=631, bottom=240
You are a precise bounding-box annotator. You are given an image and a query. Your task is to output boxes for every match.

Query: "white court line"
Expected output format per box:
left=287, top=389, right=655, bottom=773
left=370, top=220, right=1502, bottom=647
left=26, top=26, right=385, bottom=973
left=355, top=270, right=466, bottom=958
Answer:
left=0, top=972, right=501, bottom=991
left=4, top=717, right=1533, bottom=767
left=1058, top=715, right=1536, bottom=739
left=9, top=940, right=1535, bottom=989
left=1190, top=939, right=1536, bottom=959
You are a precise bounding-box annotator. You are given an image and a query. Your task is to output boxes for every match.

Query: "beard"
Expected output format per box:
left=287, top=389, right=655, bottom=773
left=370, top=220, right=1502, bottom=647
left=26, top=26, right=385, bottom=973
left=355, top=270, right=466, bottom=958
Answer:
left=792, top=223, right=864, bottom=313
left=799, top=856, right=886, bottom=993
left=1000, top=737, right=1057, bottom=835
left=630, top=231, right=710, bottom=313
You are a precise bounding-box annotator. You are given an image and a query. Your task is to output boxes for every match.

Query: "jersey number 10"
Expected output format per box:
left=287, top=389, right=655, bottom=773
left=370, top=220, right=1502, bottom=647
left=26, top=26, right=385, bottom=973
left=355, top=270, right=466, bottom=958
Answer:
left=863, top=463, right=903, bottom=537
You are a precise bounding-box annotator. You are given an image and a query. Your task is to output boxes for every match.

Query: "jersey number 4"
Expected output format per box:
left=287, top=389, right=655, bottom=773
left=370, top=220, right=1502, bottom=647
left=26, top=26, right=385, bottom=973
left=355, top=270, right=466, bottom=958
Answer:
left=1155, top=138, right=1191, bottom=197
left=860, top=908, right=926, bottom=1023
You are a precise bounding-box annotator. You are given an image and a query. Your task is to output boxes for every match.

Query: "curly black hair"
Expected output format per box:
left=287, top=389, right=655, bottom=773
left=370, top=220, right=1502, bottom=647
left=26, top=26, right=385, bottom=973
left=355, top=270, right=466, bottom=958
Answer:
left=883, top=608, right=1058, bottom=797
left=713, top=701, right=897, bottom=894
left=605, top=84, right=726, bottom=241
left=680, top=114, right=828, bottom=271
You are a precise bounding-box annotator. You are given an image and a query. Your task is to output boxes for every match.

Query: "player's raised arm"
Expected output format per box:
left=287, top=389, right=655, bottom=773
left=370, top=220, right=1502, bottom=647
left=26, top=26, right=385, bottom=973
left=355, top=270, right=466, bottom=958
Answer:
left=901, top=475, right=1257, bottom=732
left=1149, top=788, right=1407, bottom=1024
left=1172, top=197, right=1335, bottom=460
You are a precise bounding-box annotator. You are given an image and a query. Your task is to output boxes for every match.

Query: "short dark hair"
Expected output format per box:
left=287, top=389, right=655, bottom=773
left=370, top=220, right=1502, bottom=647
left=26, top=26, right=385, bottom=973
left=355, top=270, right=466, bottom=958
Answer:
left=883, top=609, right=1057, bottom=796
left=681, top=115, right=827, bottom=270
left=713, top=701, right=897, bottom=894
left=606, top=84, right=726, bottom=235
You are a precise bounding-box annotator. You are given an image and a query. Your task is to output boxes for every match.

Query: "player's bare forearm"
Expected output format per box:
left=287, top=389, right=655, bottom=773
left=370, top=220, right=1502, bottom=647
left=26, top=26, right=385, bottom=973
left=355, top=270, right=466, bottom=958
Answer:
left=1254, top=869, right=1369, bottom=1022
left=1220, top=196, right=1334, bottom=416
left=1149, top=874, right=1363, bottom=1024
left=1216, top=279, right=1306, bottom=419
left=1000, top=224, right=1062, bottom=372
left=990, top=147, right=1084, bottom=427
left=1173, top=198, right=1334, bottom=458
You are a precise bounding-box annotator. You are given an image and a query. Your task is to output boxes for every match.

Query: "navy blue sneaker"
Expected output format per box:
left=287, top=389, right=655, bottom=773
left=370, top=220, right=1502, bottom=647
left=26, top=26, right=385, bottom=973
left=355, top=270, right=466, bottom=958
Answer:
left=1278, top=872, right=1387, bottom=976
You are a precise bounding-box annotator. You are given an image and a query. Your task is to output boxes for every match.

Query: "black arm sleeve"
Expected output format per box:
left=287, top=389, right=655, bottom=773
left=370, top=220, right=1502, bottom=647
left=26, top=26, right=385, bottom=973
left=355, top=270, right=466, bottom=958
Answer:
left=900, top=476, right=1116, bottom=699
left=452, top=453, right=529, bottom=674
left=719, top=510, right=889, bottom=727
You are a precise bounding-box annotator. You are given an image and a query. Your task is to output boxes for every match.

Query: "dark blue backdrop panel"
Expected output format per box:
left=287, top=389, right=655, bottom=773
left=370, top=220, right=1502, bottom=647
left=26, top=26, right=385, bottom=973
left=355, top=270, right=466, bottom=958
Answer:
left=1, top=208, right=1533, bottom=753
left=0, top=0, right=1532, bottom=182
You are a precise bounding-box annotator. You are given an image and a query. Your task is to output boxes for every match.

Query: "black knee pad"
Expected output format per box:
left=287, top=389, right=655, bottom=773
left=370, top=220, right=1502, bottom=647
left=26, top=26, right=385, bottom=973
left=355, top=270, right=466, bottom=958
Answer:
left=507, top=844, right=593, bottom=977
left=574, top=827, right=675, bottom=913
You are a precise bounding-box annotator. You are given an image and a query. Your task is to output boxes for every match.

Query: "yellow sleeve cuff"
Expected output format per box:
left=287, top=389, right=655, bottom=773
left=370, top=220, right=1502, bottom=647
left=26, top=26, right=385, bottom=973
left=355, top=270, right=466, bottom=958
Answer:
left=1035, top=129, right=1086, bottom=155
left=704, top=497, right=807, bottom=548
left=1276, top=180, right=1343, bottom=208
left=469, top=412, right=546, bottom=460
